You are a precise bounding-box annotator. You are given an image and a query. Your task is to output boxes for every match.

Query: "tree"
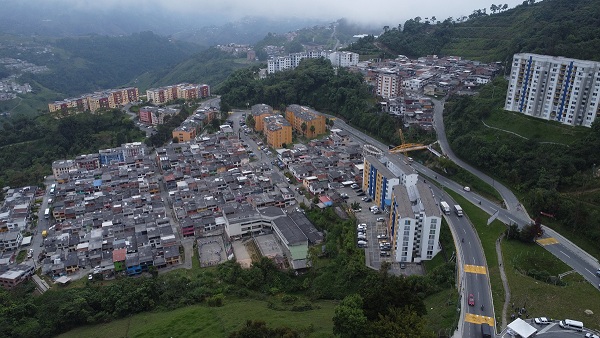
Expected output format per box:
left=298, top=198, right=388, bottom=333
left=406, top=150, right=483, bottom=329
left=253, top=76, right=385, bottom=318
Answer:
left=310, top=125, right=316, bottom=137
left=301, top=122, right=307, bottom=135
left=229, top=320, right=299, bottom=338
left=333, top=294, right=368, bottom=338
left=383, top=25, right=390, bottom=33
left=246, top=114, right=255, bottom=129
left=490, top=4, right=498, bottom=13
left=370, top=306, right=435, bottom=338
left=351, top=201, right=361, bottom=210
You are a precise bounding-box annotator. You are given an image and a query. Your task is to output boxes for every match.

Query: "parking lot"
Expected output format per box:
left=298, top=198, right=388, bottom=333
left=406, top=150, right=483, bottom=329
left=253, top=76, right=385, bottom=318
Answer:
left=340, top=185, right=424, bottom=276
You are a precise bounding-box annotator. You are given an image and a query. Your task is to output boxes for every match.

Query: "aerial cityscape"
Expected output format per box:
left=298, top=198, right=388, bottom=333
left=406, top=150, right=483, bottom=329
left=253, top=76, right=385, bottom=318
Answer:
left=0, top=0, right=599, bottom=337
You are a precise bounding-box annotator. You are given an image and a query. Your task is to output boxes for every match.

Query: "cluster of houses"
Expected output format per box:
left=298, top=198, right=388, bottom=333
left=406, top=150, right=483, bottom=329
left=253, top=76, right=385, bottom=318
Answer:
left=354, top=54, right=501, bottom=127
left=44, top=142, right=182, bottom=280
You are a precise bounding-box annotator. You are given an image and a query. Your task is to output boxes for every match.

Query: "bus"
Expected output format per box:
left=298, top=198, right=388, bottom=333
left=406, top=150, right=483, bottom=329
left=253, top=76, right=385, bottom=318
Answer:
left=44, top=208, right=50, bottom=219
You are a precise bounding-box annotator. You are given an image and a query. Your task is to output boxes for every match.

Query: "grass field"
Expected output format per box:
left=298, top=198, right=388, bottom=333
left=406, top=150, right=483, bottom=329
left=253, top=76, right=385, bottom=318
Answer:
left=483, top=109, right=589, bottom=145
left=447, top=190, right=600, bottom=331
left=58, top=298, right=337, bottom=338
left=423, top=288, right=460, bottom=337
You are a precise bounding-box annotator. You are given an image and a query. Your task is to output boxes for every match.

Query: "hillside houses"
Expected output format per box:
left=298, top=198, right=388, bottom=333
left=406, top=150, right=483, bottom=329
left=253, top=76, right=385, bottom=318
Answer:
left=354, top=54, right=501, bottom=128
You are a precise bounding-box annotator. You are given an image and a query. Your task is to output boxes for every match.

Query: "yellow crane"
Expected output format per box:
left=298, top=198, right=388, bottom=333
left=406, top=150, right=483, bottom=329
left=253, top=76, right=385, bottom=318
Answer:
left=388, top=129, right=428, bottom=155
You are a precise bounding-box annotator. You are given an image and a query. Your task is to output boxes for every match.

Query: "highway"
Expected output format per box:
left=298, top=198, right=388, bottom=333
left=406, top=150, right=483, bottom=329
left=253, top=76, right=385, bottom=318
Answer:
left=431, top=98, right=600, bottom=290
left=331, top=110, right=600, bottom=337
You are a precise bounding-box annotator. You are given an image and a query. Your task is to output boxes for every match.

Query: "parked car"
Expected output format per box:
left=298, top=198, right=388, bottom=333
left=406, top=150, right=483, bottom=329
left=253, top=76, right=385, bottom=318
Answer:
left=88, top=274, right=93, bottom=280
left=534, top=317, right=550, bottom=325
left=377, top=217, right=385, bottom=222
left=585, top=333, right=600, bottom=338
left=351, top=184, right=359, bottom=189
left=468, top=294, right=475, bottom=306
left=377, top=234, right=388, bottom=239
left=400, top=263, right=406, bottom=269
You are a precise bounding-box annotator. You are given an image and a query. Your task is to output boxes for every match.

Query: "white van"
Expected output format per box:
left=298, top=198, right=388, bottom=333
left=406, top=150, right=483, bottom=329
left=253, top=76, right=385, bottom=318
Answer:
left=559, top=319, right=584, bottom=331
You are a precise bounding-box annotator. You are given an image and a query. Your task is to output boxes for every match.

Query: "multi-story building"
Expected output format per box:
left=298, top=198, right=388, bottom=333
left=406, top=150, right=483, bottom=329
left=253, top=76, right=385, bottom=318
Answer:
left=376, top=72, right=401, bottom=99
left=51, top=160, right=79, bottom=177
left=285, top=104, right=326, bottom=139
left=362, top=155, right=440, bottom=263
left=505, top=53, right=600, bottom=127
left=172, top=125, right=197, bottom=143
left=48, top=87, right=139, bottom=114
left=139, top=106, right=178, bottom=125
left=146, top=83, right=211, bottom=105
left=328, top=51, right=359, bottom=68
left=267, top=51, right=328, bottom=74
left=251, top=104, right=274, bottom=132
left=264, top=115, right=292, bottom=148
left=389, top=183, right=441, bottom=263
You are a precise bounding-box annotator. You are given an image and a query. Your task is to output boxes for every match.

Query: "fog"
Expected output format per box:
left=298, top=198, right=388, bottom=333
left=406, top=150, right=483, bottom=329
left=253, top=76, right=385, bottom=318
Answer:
left=31, top=0, right=528, bottom=25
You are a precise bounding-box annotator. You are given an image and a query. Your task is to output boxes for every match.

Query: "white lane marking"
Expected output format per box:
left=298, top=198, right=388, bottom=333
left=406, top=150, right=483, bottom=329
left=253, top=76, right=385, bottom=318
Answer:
left=560, top=250, right=571, bottom=258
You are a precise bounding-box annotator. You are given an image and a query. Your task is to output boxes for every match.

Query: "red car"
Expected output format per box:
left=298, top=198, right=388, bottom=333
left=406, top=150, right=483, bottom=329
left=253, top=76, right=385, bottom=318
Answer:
left=468, top=294, right=475, bottom=306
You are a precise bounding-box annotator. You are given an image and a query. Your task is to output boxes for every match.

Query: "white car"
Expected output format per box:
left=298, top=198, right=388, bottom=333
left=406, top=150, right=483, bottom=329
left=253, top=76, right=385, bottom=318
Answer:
left=585, top=333, right=600, bottom=338
left=463, top=186, right=471, bottom=192
left=534, top=317, right=550, bottom=325
left=377, top=217, right=385, bottom=222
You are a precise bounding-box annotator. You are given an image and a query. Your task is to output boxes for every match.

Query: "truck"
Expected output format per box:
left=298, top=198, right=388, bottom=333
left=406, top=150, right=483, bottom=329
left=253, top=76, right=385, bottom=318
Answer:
left=440, top=201, right=451, bottom=215
left=454, top=205, right=463, bottom=217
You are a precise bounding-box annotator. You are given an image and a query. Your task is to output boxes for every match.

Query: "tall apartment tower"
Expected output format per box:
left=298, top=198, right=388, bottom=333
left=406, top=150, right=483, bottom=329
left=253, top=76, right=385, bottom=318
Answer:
left=376, top=73, right=401, bottom=99
left=362, top=155, right=441, bottom=263
left=505, top=53, right=600, bottom=127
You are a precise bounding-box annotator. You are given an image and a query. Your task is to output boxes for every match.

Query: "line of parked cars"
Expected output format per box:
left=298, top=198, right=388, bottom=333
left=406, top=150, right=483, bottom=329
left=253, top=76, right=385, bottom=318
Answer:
left=357, top=223, right=367, bottom=248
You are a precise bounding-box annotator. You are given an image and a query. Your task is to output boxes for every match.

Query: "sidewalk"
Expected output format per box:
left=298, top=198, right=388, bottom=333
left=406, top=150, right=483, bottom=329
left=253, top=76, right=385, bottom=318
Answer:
left=496, top=234, right=510, bottom=330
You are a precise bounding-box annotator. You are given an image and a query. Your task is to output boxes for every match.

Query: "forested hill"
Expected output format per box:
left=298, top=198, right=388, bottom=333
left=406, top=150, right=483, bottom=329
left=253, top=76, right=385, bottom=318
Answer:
left=346, top=0, right=600, bottom=62
left=19, top=32, right=201, bottom=97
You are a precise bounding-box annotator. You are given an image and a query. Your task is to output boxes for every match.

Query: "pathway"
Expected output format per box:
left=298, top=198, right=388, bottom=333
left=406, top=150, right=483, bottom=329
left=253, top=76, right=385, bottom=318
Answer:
left=495, top=234, right=510, bottom=330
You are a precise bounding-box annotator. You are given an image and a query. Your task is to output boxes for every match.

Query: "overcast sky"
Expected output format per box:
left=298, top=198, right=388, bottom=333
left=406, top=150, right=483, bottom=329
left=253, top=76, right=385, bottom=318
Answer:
left=45, top=0, right=530, bottom=25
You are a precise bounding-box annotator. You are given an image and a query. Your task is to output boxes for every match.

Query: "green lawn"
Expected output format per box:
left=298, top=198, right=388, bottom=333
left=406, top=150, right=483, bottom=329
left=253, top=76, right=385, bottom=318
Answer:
left=483, top=109, right=589, bottom=145
left=447, top=190, right=600, bottom=331
left=58, top=298, right=337, bottom=338
left=423, top=288, right=460, bottom=337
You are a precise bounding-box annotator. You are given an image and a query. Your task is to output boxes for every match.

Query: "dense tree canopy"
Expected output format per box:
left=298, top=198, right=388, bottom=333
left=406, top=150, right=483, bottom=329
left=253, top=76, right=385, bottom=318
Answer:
left=0, top=110, right=145, bottom=188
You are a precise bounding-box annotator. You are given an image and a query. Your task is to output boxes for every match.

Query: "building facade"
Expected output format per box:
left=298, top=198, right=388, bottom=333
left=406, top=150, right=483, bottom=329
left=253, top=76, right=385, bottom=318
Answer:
left=389, top=183, right=441, bottom=263
left=251, top=104, right=274, bottom=132
left=264, top=115, right=292, bottom=148
left=285, top=104, right=326, bottom=139
left=362, top=155, right=440, bottom=263
left=328, top=51, right=359, bottom=68
left=48, top=87, right=139, bottom=114
left=505, top=53, right=600, bottom=127
left=376, top=73, right=401, bottom=99
left=146, top=83, right=211, bottom=105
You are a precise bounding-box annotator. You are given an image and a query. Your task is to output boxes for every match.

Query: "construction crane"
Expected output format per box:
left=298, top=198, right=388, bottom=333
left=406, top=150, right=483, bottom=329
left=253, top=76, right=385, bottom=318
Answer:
left=388, top=129, right=428, bottom=155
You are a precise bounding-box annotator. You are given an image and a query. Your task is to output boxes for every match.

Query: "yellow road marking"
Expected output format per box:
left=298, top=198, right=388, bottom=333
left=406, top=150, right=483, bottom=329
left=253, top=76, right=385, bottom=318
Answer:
left=465, top=313, right=495, bottom=325
left=536, top=237, right=558, bottom=245
left=464, top=265, right=487, bottom=274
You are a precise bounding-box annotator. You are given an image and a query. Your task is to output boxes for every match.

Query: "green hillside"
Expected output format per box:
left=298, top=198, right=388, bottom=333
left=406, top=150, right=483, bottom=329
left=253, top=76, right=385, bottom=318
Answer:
left=18, top=32, right=200, bottom=97
left=348, top=0, right=600, bottom=62
left=135, top=48, right=253, bottom=91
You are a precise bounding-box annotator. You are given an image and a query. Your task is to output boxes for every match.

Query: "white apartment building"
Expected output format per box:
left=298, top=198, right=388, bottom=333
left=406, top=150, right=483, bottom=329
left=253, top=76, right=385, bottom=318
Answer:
left=328, top=51, right=359, bottom=68
left=362, top=155, right=441, bottom=263
left=403, top=78, right=424, bottom=91
left=267, top=51, right=354, bottom=74
left=505, top=53, right=600, bottom=127
left=376, top=72, right=401, bottom=99
left=390, top=182, right=441, bottom=263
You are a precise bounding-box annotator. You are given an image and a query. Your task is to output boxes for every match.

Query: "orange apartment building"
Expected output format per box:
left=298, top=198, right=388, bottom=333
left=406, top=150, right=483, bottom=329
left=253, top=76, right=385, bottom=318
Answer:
left=263, top=115, right=292, bottom=148
left=172, top=125, right=197, bottom=143
left=285, top=104, right=326, bottom=139
left=251, top=103, right=274, bottom=132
